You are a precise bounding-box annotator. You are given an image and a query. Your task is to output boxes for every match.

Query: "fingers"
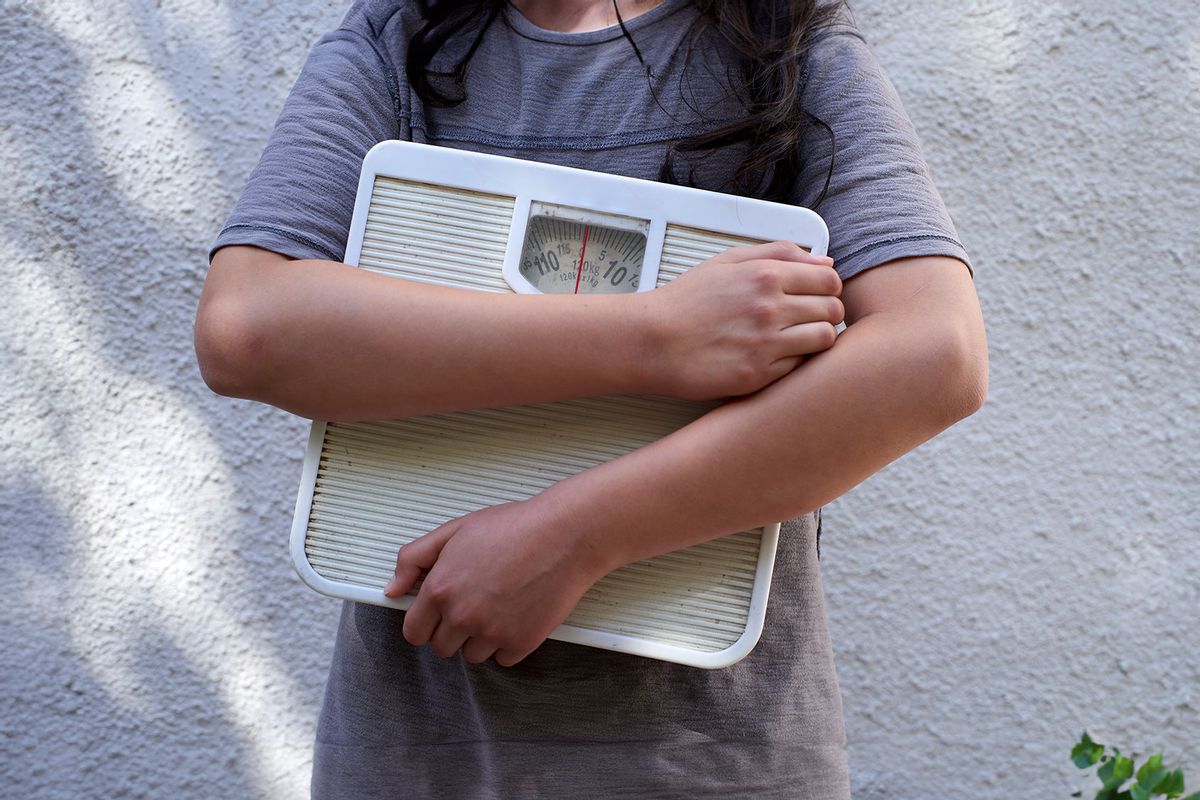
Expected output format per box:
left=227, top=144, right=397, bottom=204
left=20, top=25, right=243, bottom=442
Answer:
left=717, top=242, right=840, bottom=297
left=774, top=260, right=842, bottom=297
left=384, top=521, right=457, bottom=598
left=428, top=621, right=470, bottom=659
left=776, top=321, right=839, bottom=357
left=407, top=611, right=536, bottom=666
left=754, top=325, right=836, bottom=389
left=462, top=638, right=499, bottom=665
left=494, top=647, right=536, bottom=668
left=414, top=630, right=501, bottom=665
left=757, top=315, right=841, bottom=385
left=717, top=240, right=832, bottom=266
left=780, top=293, right=845, bottom=328
left=402, top=593, right=441, bottom=647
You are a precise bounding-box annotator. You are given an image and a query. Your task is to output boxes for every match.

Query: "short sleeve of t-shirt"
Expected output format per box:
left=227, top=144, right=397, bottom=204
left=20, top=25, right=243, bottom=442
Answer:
left=794, top=20, right=971, bottom=281
left=210, top=0, right=971, bottom=284
left=208, top=4, right=401, bottom=264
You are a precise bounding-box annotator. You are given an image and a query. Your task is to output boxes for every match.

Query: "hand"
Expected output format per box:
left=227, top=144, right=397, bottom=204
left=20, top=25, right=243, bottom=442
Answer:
left=640, top=240, right=844, bottom=400
left=383, top=498, right=605, bottom=667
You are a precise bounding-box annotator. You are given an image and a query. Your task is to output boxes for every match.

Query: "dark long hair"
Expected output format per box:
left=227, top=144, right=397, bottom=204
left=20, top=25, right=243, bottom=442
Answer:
left=406, top=0, right=842, bottom=205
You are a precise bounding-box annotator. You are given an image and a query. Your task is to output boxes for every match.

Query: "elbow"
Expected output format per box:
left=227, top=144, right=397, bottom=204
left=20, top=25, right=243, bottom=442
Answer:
left=930, top=318, right=989, bottom=425
left=947, top=349, right=989, bottom=423
left=194, top=292, right=270, bottom=399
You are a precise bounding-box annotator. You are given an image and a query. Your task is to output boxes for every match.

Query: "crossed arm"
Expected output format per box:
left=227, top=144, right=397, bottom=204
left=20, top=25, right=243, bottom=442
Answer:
left=196, top=243, right=986, bottom=666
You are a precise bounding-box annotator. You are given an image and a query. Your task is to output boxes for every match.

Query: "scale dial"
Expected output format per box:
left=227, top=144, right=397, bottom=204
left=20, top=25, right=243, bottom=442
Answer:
left=517, top=204, right=648, bottom=295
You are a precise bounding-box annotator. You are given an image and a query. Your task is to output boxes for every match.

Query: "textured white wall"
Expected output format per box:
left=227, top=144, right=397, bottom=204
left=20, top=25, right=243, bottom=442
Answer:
left=831, top=3, right=1200, bottom=797
left=0, top=1, right=1195, bottom=798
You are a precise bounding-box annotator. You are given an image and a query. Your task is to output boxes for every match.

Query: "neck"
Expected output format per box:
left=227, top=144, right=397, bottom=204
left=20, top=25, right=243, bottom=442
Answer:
left=511, top=0, right=665, bottom=33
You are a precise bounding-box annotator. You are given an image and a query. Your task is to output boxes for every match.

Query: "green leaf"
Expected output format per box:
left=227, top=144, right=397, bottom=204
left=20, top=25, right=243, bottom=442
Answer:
left=1158, top=770, right=1185, bottom=798
left=1177, top=792, right=1200, bottom=800
left=1137, top=754, right=1165, bottom=784
left=1075, top=731, right=1107, bottom=769
left=1135, top=754, right=1168, bottom=798
left=1100, top=755, right=1135, bottom=791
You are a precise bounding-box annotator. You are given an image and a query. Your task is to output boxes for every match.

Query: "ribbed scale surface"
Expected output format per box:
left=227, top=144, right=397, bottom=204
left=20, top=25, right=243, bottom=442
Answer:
left=305, top=196, right=772, bottom=652
left=358, top=177, right=516, bottom=292
left=657, top=225, right=764, bottom=287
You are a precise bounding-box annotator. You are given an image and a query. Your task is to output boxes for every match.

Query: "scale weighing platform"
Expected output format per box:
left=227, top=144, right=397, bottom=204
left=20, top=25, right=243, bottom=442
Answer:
left=290, top=140, right=828, bottom=668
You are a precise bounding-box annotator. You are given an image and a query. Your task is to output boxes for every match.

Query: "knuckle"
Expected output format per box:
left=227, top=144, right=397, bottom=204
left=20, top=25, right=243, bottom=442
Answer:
left=444, top=609, right=472, bottom=631
left=747, top=299, right=774, bottom=323
left=770, top=240, right=803, bottom=259
left=424, top=579, right=452, bottom=605
left=449, top=606, right=483, bottom=632
left=750, top=267, right=778, bottom=292
left=822, top=269, right=843, bottom=296
left=827, top=296, right=845, bottom=323
left=732, top=360, right=761, bottom=390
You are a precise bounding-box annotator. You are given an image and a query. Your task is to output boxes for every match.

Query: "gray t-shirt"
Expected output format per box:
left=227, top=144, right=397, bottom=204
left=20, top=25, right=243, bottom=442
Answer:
left=211, top=2, right=970, bottom=797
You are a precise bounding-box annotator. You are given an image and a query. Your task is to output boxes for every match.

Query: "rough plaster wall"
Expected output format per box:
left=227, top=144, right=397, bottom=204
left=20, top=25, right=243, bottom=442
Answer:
left=1, top=2, right=348, bottom=797
left=829, top=3, right=1200, bottom=798
left=0, top=1, right=1195, bottom=798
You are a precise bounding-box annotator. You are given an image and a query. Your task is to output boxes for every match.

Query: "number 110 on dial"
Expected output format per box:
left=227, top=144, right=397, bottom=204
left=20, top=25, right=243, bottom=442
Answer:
left=517, top=201, right=648, bottom=295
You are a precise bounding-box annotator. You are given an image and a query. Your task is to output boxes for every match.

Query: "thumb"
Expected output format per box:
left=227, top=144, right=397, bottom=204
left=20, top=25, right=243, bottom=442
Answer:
left=383, top=520, right=457, bottom=598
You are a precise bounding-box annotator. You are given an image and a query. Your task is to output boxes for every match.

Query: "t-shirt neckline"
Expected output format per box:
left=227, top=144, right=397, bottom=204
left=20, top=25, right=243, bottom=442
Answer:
left=502, top=0, right=691, bottom=45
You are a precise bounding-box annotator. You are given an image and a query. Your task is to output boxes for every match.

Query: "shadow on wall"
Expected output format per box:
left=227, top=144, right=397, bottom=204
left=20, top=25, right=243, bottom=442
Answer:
left=0, top=478, right=262, bottom=797
left=0, top=3, right=344, bottom=797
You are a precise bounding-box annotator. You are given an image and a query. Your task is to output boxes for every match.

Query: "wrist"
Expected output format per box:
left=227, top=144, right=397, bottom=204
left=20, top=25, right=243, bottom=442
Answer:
left=533, top=476, right=629, bottom=581
left=620, top=291, right=673, bottom=397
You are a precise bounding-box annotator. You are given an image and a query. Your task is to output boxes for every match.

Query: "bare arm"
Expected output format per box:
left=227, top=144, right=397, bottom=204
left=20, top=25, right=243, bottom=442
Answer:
left=386, top=255, right=988, bottom=665
left=194, top=243, right=843, bottom=420
left=547, top=255, right=988, bottom=567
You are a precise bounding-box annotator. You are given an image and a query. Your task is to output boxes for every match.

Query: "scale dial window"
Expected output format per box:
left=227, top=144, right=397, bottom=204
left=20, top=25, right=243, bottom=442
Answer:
left=517, top=202, right=649, bottom=295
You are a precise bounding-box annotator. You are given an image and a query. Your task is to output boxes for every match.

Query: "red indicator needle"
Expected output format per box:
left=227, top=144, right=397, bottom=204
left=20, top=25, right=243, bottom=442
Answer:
left=573, top=225, right=590, bottom=295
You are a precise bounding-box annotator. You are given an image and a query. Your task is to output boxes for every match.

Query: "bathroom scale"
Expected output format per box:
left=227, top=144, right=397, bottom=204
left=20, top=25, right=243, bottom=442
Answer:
left=290, top=140, right=829, bottom=668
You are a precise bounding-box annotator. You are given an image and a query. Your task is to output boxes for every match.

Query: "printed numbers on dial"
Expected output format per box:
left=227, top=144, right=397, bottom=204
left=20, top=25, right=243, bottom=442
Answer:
left=518, top=215, right=646, bottom=295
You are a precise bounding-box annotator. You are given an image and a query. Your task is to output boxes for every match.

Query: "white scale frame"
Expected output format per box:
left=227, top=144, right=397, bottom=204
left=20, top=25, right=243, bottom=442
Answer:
left=291, top=140, right=829, bottom=669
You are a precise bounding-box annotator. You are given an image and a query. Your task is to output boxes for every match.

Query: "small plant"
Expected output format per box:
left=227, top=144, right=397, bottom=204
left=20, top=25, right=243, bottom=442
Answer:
left=1072, top=731, right=1199, bottom=800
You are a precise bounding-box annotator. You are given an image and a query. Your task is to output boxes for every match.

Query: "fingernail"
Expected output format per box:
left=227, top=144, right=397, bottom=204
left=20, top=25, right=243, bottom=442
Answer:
left=383, top=577, right=401, bottom=597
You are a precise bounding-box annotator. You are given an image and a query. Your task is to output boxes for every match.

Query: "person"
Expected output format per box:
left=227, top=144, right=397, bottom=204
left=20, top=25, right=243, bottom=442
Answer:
left=194, top=0, right=988, bottom=796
